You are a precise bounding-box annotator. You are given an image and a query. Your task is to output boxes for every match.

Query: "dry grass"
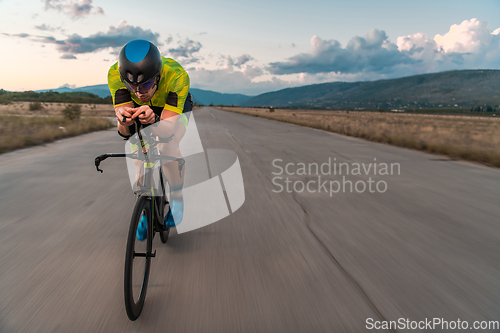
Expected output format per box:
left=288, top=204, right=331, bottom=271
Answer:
left=0, top=113, right=113, bottom=154
left=219, top=107, right=500, bottom=168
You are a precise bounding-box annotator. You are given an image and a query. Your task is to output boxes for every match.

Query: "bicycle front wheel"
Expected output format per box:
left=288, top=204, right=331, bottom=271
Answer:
left=158, top=197, right=170, bottom=244
left=124, top=196, right=152, bottom=321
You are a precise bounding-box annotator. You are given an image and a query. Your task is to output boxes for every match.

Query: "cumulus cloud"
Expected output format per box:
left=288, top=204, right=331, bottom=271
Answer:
left=268, top=19, right=500, bottom=81
left=43, top=0, right=104, bottom=19
left=34, top=21, right=160, bottom=55
left=268, top=29, right=417, bottom=75
left=434, top=18, right=493, bottom=53
left=397, top=18, right=500, bottom=71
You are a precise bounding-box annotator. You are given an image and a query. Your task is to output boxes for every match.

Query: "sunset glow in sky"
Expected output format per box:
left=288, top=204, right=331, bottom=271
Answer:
left=1, top=0, right=499, bottom=95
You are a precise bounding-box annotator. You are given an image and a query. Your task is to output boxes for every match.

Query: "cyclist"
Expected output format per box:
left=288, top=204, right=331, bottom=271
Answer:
left=107, top=39, right=192, bottom=239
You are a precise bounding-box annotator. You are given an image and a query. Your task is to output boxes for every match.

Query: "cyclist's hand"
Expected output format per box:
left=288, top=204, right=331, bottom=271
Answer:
left=133, top=105, right=155, bottom=124
left=116, top=106, right=135, bottom=126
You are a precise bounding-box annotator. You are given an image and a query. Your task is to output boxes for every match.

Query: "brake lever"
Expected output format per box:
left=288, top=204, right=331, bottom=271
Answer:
left=94, top=155, right=108, bottom=173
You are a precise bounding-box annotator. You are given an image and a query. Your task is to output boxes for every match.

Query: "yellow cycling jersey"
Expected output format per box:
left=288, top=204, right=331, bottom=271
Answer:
left=107, top=57, right=190, bottom=115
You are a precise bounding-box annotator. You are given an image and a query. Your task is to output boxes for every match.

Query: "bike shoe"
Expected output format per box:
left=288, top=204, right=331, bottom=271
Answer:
left=136, top=214, right=147, bottom=241
left=164, top=198, right=184, bottom=227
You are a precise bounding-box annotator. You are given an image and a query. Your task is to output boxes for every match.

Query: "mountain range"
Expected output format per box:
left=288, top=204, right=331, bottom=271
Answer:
left=35, top=85, right=252, bottom=106
left=241, top=70, right=500, bottom=109
left=35, top=69, right=500, bottom=109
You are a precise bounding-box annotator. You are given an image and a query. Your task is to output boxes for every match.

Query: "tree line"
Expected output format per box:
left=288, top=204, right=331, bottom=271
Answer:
left=470, top=105, right=496, bottom=112
left=0, top=89, right=112, bottom=104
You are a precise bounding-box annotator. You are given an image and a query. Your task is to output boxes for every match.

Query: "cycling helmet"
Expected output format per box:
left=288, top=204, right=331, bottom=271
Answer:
left=118, top=40, right=162, bottom=88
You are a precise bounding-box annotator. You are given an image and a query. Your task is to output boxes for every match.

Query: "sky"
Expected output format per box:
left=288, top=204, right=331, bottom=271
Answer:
left=1, top=0, right=499, bottom=95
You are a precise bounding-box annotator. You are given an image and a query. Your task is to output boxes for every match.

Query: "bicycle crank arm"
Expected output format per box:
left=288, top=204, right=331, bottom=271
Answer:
left=178, top=158, right=185, bottom=177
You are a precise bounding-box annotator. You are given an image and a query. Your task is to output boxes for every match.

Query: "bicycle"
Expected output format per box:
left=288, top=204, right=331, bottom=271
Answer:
left=94, top=118, right=185, bottom=320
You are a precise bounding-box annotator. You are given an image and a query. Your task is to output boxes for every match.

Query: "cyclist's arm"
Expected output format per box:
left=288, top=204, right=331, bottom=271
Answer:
left=115, top=102, right=135, bottom=137
left=149, top=109, right=180, bottom=138
left=151, top=70, right=189, bottom=137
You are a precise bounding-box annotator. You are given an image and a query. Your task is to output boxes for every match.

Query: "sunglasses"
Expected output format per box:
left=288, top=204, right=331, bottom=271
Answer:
left=123, top=75, right=159, bottom=94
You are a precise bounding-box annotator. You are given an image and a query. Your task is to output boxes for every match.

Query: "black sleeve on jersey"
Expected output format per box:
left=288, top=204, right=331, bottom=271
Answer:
left=166, top=92, right=178, bottom=107
left=115, top=89, right=132, bottom=105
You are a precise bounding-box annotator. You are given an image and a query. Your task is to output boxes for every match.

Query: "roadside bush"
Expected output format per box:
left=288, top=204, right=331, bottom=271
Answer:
left=61, top=104, right=82, bottom=121
left=29, top=102, right=43, bottom=111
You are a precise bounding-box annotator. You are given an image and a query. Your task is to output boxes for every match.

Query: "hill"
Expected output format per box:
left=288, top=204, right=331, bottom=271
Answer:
left=188, top=88, right=251, bottom=106
left=36, top=85, right=253, bottom=106
left=240, top=70, right=500, bottom=109
left=36, top=84, right=112, bottom=99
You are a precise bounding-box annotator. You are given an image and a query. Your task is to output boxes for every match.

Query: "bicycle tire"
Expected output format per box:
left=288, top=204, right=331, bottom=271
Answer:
left=124, top=196, right=152, bottom=321
left=158, top=197, right=170, bottom=244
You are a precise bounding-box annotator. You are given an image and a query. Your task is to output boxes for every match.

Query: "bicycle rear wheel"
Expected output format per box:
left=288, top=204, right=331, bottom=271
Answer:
left=124, top=196, right=152, bottom=321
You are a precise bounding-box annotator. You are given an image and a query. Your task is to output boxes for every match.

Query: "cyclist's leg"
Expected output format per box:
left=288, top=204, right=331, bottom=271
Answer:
left=158, top=120, right=186, bottom=187
left=158, top=93, right=192, bottom=225
left=159, top=120, right=185, bottom=226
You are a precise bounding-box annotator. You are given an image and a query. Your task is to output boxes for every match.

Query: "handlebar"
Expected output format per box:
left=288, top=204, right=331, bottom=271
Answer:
left=95, top=151, right=184, bottom=177
left=98, top=113, right=182, bottom=175
left=94, top=153, right=130, bottom=173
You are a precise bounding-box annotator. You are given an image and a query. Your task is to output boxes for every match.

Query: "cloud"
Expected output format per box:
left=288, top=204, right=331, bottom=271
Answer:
left=13, top=33, right=29, bottom=38
left=434, top=18, right=493, bottom=53
left=397, top=18, right=500, bottom=71
left=60, top=54, right=77, bottom=59
left=189, top=67, right=281, bottom=95
left=35, top=24, right=56, bottom=31
left=59, top=83, right=76, bottom=88
left=34, top=24, right=64, bottom=33
left=166, top=38, right=203, bottom=64
left=187, top=62, right=308, bottom=95
left=268, top=19, right=500, bottom=80
left=167, top=38, right=202, bottom=58
left=218, top=54, right=254, bottom=70
left=43, top=0, right=104, bottom=19
left=234, top=54, right=253, bottom=67
left=268, top=29, right=417, bottom=75
left=35, top=21, right=160, bottom=54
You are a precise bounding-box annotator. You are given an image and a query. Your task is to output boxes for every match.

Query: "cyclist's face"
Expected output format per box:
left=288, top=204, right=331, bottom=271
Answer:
left=134, top=84, right=157, bottom=102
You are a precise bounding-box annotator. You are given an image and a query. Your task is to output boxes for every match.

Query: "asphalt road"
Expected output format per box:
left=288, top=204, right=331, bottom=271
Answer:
left=0, top=107, right=499, bottom=332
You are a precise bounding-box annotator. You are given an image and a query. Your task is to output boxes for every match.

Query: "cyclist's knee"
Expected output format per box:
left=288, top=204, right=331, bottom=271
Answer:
left=158, top=142, right=180, bottom=156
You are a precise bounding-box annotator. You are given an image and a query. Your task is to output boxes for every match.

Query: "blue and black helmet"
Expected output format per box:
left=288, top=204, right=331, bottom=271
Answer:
left=118, top=40, right=162, bottom=85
